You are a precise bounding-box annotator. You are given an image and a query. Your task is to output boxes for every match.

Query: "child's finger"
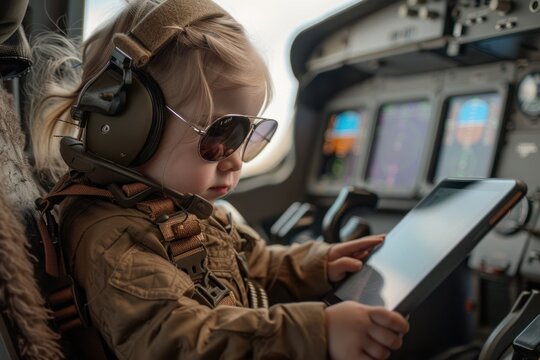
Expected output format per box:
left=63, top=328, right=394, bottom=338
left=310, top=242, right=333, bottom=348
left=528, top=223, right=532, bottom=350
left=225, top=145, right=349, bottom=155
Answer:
left=351, top=250, right=369, bottom=259
left=329, top=235, right=385, bottom=260
left=369, top=308, right=410, bottom=334
left=328, top=257, right=362, bottom=282
left=368, top=324, right=404, bottom=350
left=363, top=340, right=391, bottom=360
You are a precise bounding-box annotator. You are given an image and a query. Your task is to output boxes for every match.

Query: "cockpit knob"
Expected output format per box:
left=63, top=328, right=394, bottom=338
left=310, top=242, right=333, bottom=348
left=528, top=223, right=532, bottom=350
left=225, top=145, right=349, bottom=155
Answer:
left=321, top=186, right=378, bottom=244
left=398, top=4, right=419, bottom=18
left=419, top=6, right=439, bottom=19
left=489, top=0, right=513, bottom=14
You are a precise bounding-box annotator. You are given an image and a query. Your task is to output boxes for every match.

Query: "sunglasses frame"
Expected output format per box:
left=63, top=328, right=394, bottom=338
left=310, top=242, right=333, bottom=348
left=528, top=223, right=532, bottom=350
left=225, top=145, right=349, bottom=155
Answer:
left=165, top=105, right=277, bottom=162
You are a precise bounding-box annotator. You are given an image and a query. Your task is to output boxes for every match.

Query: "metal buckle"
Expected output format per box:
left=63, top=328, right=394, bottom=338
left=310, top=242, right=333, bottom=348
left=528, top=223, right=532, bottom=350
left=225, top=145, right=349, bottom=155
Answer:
left=193, top=272, right=230, bottom=308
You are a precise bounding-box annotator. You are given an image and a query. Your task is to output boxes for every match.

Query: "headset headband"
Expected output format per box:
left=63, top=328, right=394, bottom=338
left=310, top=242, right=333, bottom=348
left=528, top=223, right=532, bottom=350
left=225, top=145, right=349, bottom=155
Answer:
left=113, top=0, right=226, bottom=68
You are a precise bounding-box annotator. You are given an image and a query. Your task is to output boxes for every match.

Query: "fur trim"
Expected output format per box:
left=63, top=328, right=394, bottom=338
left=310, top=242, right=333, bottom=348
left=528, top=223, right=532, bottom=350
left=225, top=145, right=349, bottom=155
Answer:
left=0, top=87, right=63, bottom=359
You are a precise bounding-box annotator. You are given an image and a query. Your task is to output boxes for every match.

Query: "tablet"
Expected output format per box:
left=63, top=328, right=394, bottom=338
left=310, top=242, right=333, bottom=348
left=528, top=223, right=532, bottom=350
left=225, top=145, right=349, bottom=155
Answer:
left=325, top=178, right=527, bottom=314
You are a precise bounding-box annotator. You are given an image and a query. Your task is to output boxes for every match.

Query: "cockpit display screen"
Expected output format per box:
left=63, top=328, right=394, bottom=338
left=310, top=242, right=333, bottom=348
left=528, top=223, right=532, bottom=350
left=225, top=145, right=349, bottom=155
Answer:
left=318, top=110, right=367, bottom=185
left=433, top=93, right=503, bottom=182
left=365, top=100, right=432, bottom=194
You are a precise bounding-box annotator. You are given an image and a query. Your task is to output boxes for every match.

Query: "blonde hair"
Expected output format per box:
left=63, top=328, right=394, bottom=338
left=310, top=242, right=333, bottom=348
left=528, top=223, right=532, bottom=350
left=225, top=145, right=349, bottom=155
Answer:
left=27, top=0, right=272, bottom=182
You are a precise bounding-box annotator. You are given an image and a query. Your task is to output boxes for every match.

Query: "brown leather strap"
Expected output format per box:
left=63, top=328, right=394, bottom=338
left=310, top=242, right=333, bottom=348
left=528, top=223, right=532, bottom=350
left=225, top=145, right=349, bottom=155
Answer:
left=218, top=293, right=236, bottom=306
left=121, top=182, right=149, bottom=197
left=158, top=213, right=206, bottom=281
left=42, top=183, right=114, bottom=204
left=137, top=197, right=175, bottom=221
left=37, top=215, right=61, bottom=277
left=47, top=277, right=87, bottom=333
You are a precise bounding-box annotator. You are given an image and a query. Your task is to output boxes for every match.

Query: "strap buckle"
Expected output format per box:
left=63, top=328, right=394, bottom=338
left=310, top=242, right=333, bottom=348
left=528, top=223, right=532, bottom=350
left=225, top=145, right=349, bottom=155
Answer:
left=193, top=272, right=231, bottom=308
left=172, top=246, right=207, bottom=282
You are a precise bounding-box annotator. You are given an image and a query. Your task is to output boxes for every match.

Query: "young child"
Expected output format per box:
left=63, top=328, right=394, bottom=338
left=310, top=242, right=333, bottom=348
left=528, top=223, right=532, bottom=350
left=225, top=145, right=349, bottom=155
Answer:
left=28, top=0, right=409, bottom=359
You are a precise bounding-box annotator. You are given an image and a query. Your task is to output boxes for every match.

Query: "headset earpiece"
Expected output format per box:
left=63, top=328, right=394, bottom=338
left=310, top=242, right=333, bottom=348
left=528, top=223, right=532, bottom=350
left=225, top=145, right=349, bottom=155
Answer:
left=73, top=49, right=165, bottom=167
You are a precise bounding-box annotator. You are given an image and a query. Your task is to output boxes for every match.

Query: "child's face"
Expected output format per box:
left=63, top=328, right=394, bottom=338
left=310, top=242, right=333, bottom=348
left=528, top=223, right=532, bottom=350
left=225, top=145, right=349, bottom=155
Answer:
left=138, top=85, right=265, bottom=202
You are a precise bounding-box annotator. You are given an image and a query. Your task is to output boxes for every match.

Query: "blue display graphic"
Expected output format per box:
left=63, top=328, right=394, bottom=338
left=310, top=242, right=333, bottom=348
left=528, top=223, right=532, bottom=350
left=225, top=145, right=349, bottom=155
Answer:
left=319, top=110, right=365, bottom=185
left=458, top=98, right=489, bottom=124
left=434, top=93, right=503, bottom=182
left=366, top=100, right=432, bottom=193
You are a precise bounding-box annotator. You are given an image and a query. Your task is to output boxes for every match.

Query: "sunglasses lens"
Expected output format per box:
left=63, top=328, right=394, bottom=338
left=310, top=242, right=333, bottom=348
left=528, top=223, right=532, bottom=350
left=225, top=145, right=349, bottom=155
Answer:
left=199, top=116, right=251, bottom=161
left=243, top=119, right=278, bottom=162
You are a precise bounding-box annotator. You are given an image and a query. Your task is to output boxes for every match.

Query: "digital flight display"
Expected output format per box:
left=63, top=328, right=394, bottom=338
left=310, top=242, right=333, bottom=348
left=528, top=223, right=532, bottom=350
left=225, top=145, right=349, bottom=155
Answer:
left=318, top=110, right=366, bottom=185
left=433, top=93, right=503, bottom=182
left=365, top=100, right=432, bottom=194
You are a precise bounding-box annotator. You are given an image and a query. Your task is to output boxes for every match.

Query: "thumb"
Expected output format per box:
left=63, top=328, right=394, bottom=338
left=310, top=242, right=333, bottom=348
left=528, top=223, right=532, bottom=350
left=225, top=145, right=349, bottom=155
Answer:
left=328, top=257, right=362, bottom=282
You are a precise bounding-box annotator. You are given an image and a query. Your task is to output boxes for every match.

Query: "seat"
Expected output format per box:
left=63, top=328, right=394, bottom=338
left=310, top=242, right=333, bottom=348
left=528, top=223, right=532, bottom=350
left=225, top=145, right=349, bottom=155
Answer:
left=0, top=0, right=63, bottom=358
left=0, top=81, right=62, bottom=360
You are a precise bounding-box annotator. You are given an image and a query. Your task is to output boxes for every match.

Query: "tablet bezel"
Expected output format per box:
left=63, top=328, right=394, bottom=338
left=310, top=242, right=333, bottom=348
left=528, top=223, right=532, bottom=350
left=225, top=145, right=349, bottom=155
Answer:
left=327, top=178, right=527, bottom=315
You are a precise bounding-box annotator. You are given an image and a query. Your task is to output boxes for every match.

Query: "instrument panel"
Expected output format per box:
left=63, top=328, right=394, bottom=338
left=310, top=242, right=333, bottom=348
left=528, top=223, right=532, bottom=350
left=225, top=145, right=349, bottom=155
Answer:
left=307, top=62, right=518, bottom=206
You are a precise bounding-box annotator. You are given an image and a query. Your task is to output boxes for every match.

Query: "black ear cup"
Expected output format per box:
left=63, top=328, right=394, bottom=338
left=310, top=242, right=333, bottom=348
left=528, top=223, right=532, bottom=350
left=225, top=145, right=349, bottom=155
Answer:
left=83, top=68, right=165, bottom=167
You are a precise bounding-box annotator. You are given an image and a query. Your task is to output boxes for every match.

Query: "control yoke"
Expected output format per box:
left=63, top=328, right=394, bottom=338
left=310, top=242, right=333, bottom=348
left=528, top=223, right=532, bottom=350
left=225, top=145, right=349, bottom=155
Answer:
left=322, top=186, right=378, bottom=243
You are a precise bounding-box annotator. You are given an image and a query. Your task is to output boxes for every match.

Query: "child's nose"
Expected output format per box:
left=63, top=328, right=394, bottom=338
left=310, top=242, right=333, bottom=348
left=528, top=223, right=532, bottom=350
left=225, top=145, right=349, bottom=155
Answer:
left=217, top=147, right=243, bottom=172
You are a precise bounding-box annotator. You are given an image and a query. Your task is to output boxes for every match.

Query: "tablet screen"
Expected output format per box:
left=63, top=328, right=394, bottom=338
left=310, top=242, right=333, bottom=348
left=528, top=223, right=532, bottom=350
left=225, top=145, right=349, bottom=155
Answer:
left=334, top=179, right=523, bottom=312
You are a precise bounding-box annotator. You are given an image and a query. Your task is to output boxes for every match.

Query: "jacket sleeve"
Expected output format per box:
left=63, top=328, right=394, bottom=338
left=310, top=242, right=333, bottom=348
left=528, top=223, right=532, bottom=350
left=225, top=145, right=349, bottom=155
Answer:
left=236, top=222, right=334, bottom=301
left=64, top=208, right=329, bottom=360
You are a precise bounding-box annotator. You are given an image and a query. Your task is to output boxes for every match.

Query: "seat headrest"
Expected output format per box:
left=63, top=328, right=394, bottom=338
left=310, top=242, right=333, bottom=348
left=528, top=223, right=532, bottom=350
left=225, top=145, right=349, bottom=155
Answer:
left=0, top=27, right=31, bottom=80
left=0, top=0, right=30, bottom=80
left=0, top=0, right=29, bottom=43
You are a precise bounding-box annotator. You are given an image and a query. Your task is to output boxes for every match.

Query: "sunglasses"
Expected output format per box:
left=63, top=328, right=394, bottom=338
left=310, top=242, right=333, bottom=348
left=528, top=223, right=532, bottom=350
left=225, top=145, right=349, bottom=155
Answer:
left=166, top=105, right=278, bottom=162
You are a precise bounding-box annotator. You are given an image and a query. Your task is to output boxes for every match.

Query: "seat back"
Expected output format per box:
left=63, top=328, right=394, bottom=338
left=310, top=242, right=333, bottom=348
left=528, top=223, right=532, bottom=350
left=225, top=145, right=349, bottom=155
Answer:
left=0, top=85, right=63, bottom=359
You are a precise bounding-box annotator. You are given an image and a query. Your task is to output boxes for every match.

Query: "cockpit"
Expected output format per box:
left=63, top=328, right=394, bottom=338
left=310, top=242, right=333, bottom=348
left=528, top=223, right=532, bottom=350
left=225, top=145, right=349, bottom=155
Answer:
left=1, top=0, right=539, bottom=359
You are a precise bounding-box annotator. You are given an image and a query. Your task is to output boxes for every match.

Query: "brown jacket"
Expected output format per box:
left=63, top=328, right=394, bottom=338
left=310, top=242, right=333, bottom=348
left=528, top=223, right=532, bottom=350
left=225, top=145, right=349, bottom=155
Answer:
left=59, top=196, right=333, bottom=359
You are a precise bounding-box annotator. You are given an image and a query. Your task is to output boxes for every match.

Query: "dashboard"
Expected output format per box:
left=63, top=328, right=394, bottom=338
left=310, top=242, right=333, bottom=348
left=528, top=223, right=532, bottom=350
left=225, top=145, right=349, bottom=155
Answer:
left=307, top=63, right=514, bottom=205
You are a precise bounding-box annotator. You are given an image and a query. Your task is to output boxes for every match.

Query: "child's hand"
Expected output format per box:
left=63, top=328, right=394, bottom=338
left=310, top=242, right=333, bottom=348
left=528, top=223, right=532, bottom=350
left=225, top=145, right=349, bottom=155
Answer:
left=325, top=301, right=409, bottom=360
left=327, top=234, right=385, bottom=283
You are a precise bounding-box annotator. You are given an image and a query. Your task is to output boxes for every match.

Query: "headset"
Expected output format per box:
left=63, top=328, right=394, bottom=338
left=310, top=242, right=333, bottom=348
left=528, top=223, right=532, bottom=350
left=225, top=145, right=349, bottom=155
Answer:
left=69, top=0, right=224, bottom=167
left=61, top=0, right=226, bottom=217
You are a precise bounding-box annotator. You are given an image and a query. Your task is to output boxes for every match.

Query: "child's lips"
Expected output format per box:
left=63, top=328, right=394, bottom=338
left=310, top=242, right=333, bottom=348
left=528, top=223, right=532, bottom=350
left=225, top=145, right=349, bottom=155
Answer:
left=209, top=185, right=230, bottom=195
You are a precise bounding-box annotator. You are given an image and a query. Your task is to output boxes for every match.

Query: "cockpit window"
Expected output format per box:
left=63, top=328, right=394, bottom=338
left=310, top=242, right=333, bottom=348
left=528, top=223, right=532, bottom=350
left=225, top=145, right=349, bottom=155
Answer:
left=83, top=0, right=125, bottom=40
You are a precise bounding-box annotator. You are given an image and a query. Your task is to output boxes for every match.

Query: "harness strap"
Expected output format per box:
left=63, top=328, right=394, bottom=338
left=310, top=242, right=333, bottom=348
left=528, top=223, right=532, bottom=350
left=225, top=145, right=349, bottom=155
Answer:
left=158, top=215, right=206, bottom=282
left=122, top=182, right=149, bottom=196
left=155, top=210, right=236, bottom=307
left=213, top=207, right=269, bottom=309
left=138, top=198, right=176, bottom=221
